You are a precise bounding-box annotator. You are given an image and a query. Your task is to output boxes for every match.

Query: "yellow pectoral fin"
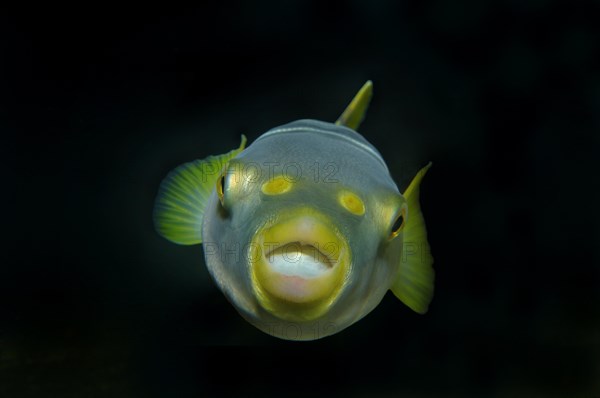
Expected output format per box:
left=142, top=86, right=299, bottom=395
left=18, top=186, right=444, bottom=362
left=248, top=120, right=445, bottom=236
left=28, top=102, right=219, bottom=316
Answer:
left=391, top=162, right=435, bottom=314
left=153, top=135, right=247, bottom=245
left=335, top=80, right=373, bottom=131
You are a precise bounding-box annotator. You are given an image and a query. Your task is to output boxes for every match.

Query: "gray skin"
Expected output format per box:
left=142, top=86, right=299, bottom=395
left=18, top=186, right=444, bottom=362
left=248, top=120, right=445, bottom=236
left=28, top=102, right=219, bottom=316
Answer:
left=202, top=120, right=407, bottom=340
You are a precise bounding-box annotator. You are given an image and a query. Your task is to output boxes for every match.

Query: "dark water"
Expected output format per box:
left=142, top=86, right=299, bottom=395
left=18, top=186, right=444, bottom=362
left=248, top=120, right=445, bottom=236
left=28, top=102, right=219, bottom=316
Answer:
left=4, top=2, right=599, bottom=396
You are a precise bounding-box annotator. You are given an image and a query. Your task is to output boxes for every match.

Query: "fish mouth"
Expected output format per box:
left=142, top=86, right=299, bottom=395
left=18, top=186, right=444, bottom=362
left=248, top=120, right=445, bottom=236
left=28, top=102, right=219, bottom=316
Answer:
left=249, top=209, right=351, bottom=321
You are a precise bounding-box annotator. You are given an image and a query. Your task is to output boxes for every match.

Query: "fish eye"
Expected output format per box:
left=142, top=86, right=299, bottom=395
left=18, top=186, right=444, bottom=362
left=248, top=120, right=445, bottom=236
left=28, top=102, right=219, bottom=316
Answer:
left=338, top=190, right=365, bottom=216
left=216, top=171, right=226, bottom=206
left=390, top=206, right=407, bottom=239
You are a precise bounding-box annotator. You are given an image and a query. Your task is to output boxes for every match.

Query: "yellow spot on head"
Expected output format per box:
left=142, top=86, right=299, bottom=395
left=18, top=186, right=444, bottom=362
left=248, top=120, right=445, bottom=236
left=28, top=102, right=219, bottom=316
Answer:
left=338, top=190, right=365, bottom=216
left=262, top=175, right=293, bottom=195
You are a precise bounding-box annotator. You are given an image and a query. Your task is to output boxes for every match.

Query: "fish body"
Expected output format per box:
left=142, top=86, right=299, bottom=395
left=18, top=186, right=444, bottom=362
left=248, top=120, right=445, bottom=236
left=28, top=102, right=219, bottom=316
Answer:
left=154, top=82, right=434, bottom=340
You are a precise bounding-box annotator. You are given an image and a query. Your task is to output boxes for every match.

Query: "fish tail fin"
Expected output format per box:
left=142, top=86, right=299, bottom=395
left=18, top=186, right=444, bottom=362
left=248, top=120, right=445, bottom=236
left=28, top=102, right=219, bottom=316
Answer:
left=335, top=80, right=373, bottom=131
left=153, top=135, right=247, bottom=245
left=391, top=162, right=435, bottom=314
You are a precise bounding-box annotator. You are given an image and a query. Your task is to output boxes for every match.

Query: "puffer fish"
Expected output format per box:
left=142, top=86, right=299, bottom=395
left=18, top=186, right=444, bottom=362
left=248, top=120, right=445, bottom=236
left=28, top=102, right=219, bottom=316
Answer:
left=153, top=81, right=434, bottom=340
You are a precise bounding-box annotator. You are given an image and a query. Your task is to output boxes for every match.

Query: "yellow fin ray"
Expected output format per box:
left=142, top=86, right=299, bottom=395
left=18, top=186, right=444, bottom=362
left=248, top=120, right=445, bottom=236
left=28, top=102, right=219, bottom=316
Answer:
left=391, top=162, right=434, bottom=314
left=153, top=135, right=247, bottom=245
left=335, top=80, right=373, bottom=131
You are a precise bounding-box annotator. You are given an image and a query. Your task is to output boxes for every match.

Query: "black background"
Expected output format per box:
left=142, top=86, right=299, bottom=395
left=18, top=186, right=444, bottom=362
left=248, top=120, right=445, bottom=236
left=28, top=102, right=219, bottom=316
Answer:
left=3, top=1, right=599, bottom=396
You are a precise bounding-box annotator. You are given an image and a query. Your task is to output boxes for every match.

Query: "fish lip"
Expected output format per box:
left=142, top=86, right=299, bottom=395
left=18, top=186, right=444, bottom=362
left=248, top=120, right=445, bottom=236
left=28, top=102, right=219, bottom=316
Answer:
left=249, top=209, right=351, bottom=321
left=255, top=213, right=346, bottom=278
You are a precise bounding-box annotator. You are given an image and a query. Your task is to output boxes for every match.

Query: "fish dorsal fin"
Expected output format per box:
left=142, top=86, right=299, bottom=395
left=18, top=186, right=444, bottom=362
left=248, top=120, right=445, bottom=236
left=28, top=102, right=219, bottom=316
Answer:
left=391, top=162, right=435, bottom=314
left=335, top=80, right=373, bottom=131
left=153, top=135, right=247, bottom=245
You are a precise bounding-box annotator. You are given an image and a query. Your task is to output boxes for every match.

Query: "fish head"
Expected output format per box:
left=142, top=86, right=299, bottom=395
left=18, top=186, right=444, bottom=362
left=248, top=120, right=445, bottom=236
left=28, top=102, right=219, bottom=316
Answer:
left=202, top=121, right=407, bottom=340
